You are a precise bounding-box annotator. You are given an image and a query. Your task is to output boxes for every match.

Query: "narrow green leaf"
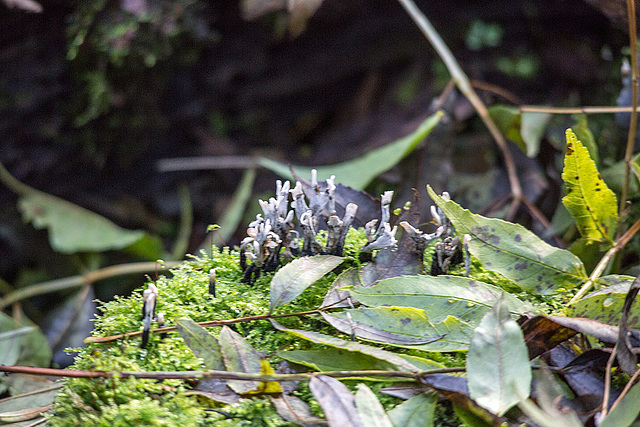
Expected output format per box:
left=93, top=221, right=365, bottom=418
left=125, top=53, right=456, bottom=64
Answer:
left=521, top=111, right=551, bottom=157
left=355, top=384, right=394, bottom=427
left=599, top=377, right=640, bottom=427
left=270, top=255, right=344, bottom=311
left=467, top=296, right=531, bottom=415
left=270, top=320, right=424, bottom=372
left=427, top=186, right=587, bottom=294
left=176, top=318, right=225, bottom=371
left=565, top=275, right=639, bottom=327
left=323, top=308, right=472, bottom=352
left=259, top=112, right=443, bottom=190
left=347, top=275, right=533, bottom=324
left=310, top=375, right=364, bottom=427
left=218, top=326, right=262, bottom=394
left=387, top=392, right=437, bottom=427
left=562, top=128, right=618, bottom=244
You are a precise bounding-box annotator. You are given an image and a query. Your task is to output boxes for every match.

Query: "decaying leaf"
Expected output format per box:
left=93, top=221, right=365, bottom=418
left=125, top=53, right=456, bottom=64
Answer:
left=615, top=273, right=640, bottom=374
left=271, top=394, right=327, bottom=426
left=219, top=326, right=263, bottom=394
left=309, top=375, right=363, bottom=427
left=176, top=317, right=225, bottom=370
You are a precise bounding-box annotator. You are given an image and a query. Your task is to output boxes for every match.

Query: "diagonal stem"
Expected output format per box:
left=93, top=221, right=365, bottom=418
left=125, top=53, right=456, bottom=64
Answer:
left=397, top=0, right=523, bottom=208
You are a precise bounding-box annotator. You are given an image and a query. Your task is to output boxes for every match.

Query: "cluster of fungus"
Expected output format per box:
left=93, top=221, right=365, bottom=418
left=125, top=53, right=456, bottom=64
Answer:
left=239, top=171, right=400, bottom=283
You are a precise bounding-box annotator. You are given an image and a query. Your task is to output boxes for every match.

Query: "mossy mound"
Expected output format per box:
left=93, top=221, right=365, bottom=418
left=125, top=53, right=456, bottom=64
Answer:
left=49, top=230, right=369, bottom=426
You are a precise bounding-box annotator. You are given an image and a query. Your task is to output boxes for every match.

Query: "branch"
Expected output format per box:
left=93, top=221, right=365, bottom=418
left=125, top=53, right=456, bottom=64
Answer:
left=397, top=0, right=523, bottom=210
left=84, top=306, right=337, bottom=344
left=0, top=364, right=464, bottom=382
left=0, top=262, right=180, bottom=310
left=569, top=216, right=640, bottom=304
left=621, top=0, right=639, bottom=215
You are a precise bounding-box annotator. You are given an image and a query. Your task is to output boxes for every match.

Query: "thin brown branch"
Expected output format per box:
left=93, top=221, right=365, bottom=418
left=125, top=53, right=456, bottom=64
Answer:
left=397, top=0, right=523, bottom=207
left=0, top=364, right=464, bottom=382
left=621, top=0, right=639, bottom=215
left=601, top=345, right=618, bottom=417
left=470, top=80, right=523, bottom=105
left=520, top=105, right=640, bottom=114
left=569, top=216, right=640, bottom=304
left=84, top=307, right=330, bottom=344
left=0, top=262, right=180, bottom=310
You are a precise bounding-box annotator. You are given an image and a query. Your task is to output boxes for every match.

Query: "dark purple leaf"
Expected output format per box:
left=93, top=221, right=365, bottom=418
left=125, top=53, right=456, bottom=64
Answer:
left=309, top=375, right=363, bottom=427
left=616, top=273, right=640, bottom=374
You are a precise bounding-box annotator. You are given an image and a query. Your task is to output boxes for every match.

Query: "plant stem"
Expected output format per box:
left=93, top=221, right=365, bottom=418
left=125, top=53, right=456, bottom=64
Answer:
left=84, top=307, right=334, bottom=344
left=397, top=0, right=522, bottom=206
left=0, top=364, right=464, bottom=382
left=569, top=217, right=640, bottom=304
left=520, top=105, right=640, bottom=114
left=621, top=0, right=639, bottom=215
left=0, top=262, right=180, bottom=310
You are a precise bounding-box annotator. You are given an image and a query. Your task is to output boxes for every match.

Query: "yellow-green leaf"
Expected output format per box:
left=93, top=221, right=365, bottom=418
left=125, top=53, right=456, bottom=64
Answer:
left=562, top=128, right=618, bottom=244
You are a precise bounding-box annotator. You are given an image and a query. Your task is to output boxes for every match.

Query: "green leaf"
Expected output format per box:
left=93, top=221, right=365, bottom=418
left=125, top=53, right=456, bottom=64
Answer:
left=355, top=384, right=394, bottom=427
left=270, top=320, right=425, bottom=372
left=0, top=162, right=160, bottom=257
left=521, top=111, right=551, bottom=157
left=565, top=275, right=639, bottom=326
left=270, top=255, right=344, bottom=312
left=309, top=375, right=364, bottom=427
left=387, top=392, right=437, bottom=427
left=176, top=318, right=225, bottom=371
left=258, top=112, right=443, bottom=190
left=0, top=312, right=50, bottom=367
left=18, top=192, right=146, bottom=253
left=323, top=308, right=472, bottom=352
left=562, top=128, right=618, bottom=244
left=427, top=186, right=587, bottom=294
left=0, top=326, right=31, bottom=366
left=467, top=296, right=531, bottom=415
left=346, top=275, right=533, bottom=324
left=218, top=326, right=262, bottom=394
left=0, top=385, right=61, bottom=425
left=599, top=377, right=640, bottom=427
left=277, top=348, right=398, bottom=372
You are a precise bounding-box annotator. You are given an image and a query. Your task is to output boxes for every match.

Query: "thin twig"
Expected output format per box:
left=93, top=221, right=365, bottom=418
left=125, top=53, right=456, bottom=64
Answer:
left=621, top=0, right=639, bottom=215
left=396, top=0, right=523, bottom=209
left=601, top=345, right=618, bottom=418
left=84, top=307, right=330, bottom=344
left=569, top=217, right=640, bottom=304
left=0, top=262, right=180, bottom=310
left=520, top=105, right=640, bottom=114
left=609, top=364, right=640, bottom=414
left=157, top=156, right=257, bottom=172
left=0, top=364, right=464, bottom=382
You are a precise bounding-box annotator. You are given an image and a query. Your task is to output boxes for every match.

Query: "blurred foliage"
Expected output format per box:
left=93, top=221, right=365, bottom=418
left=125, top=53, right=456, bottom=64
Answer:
left=65, top=0, right=216, bottom=161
